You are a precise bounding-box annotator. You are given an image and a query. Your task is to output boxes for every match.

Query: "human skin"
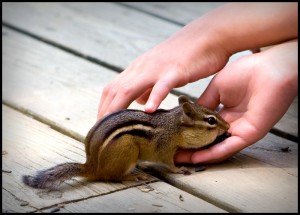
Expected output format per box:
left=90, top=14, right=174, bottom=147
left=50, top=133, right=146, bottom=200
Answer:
left=97, top=3, right=298, bottom=164
left=175, top=39, right=298, bottom=164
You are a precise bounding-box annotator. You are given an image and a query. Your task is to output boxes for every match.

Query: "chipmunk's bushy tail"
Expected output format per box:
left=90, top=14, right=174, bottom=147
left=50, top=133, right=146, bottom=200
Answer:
left=22, top=163, right=86, bottom=189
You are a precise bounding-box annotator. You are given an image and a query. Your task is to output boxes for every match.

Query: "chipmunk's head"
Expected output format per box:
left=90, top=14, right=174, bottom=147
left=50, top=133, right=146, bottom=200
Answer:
left=178, top=95, right=230, bottom=149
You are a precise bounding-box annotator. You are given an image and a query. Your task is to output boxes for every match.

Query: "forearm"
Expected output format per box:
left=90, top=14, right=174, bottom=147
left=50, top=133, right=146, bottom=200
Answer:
left=97, top=2, right=298, bottom=119
left=176, top=2, right=298, bottom=56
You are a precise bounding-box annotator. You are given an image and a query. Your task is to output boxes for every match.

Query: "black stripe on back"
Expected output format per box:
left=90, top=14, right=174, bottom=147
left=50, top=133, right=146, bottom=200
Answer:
left=86, top=109, right=148, bottom=144
left=103, top=120, right=155, bottom=141
left=85, top=110, right=129, bottom=144
left=112, top=129, right=153, bottom=141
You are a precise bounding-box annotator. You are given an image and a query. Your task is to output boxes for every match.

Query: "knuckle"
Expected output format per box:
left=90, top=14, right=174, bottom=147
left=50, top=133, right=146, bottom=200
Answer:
left=103, top=83, right=117, bottom=96
left=120, top=85, right=132, bottom=96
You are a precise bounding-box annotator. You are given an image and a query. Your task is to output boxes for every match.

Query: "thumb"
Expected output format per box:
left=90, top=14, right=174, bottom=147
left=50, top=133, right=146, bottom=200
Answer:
left=191, top=135, right=248, bottom=164
left=196, top=76, right=220, bottom=110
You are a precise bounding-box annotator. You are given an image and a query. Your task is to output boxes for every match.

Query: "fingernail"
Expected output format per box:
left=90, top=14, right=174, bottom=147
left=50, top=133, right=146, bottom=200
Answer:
left=145, top=102, right=156, bottom=113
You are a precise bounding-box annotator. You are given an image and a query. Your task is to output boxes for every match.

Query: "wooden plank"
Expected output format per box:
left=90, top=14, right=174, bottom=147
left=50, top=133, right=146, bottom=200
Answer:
left=150, top=133, right=298, bottom=213
left=2, top=8, right=298, bottom=213
left=3, top=26, right=296, bottom=168
left=2, top=26, right=179, bottom=140
left=2, top=2, right=297, bottom=138
left=40, top=182, right=226, bottom=213
left=0, top=2, right=246, bottom=99
left=242, top=132, right=298, bottom=176
left=272, top=96, right=298, bottom=138
left=2, top=2, right=179, bottom=69
left=2, top=103, right=297, bottom=212
left=121, top=2, right=298, bottom=138
left=120, top=2, right=226, bottom=25
left=2, top=105, right=159, bottom=213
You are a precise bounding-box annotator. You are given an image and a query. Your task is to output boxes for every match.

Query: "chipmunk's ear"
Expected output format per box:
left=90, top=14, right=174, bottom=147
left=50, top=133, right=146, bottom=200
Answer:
left=180, top=102, right=196, bottom=125
left=178, top=95, right=192, bottom=105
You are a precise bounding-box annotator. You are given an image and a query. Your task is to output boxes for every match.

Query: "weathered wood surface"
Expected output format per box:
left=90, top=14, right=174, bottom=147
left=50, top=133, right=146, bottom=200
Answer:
left=0, top=2, right=247, bottom=100
left=40, top=181, right=226, bottom=213
left=3, top=105, right=225, bottom=213
left=2, top=2, right=179, bottom=69
left=152, top=133, right=298, bottom=212
left=2, top=104, right=126, bottom=212
left=2, top=26, right=178, bottom=140
left=2, top=2, right=298, bottom=213
left=3, top=25, right=298, bottom=213
left=120, top=2, right=227, bottom=25
left=120, top=2, right=298, bottom=138
left=2, top=2, right=297, bottom=138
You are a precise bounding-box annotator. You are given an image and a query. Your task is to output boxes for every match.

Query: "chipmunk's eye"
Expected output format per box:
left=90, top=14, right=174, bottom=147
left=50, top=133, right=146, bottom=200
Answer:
left=205, top=116, right=217, bottom=125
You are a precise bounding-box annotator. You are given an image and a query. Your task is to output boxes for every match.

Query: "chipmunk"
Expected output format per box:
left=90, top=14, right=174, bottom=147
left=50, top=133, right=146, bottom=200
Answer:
left=22, top=95, right=230, bottom=189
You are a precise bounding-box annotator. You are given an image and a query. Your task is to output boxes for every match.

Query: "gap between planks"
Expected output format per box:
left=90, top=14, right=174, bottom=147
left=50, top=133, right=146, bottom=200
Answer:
left=2, top=21, right=297, bottom=143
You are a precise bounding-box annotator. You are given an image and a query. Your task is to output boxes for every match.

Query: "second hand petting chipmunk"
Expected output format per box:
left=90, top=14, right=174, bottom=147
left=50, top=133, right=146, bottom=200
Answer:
left=22, top=95, right=230, bottom=189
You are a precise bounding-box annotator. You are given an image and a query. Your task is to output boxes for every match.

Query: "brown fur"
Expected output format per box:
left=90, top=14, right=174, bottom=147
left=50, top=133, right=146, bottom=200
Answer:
left=22, top=95, right=230, bottom=189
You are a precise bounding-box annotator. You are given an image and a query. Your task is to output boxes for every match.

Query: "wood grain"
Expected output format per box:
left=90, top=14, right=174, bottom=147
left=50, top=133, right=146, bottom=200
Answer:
left=40, top=182, right=226, bottom=213
left=3, top=105, right=225, bottom=213
left=3, top=2, right=297, bottom=137
left=2, top=105, right=158, bottom=212
left=120, top=2, right=226, bottom=25
left=2, top=26, right=179, bottom=140
left=2, top=3, right=298, bottom=213
left=147, top=130, right=298, bottom=212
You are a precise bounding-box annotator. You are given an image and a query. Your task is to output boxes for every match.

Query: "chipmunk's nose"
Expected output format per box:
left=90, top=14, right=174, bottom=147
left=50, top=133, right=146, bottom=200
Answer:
left=224, top=121, right=230, bottom=130
left=219, top=120, right=230, bottom=131
left=216, top=131, right=231, bottom=143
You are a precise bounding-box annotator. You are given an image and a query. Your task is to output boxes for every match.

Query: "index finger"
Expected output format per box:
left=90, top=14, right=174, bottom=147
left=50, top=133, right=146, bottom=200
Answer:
left=97, top=78, right=155, bottom=119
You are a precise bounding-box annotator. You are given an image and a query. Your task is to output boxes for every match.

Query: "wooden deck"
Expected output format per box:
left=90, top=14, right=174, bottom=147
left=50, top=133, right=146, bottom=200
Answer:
left=2, top=2, right=298, bottom=213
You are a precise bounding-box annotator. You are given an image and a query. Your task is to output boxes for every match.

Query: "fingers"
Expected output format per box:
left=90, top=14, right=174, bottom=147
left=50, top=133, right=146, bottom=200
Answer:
left=174, top=135, right=249, bottom=164
left=136, top=88, right=152, bottom=105
left=145, top=77, right=176, bottom=112
left=192, top=136, right=249, bottom=164
left=98, top=69, right=181, bottom=118
left=174, top=150, right=193, bottom=164
left=97, top=78, right=153, bottom=119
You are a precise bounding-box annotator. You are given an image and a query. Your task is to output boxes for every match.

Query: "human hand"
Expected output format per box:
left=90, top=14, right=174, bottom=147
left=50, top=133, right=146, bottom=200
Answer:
left=97, top=29, right=228, bottom=119
left=174, top=39, right=298, bottom=164
left=97, top=3, right=297, bottom=120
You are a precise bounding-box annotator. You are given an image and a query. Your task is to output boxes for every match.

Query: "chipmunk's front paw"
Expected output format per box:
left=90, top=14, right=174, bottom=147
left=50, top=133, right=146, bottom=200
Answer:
left=178, top=166, right=192, bottom=175
left=135, top=173, right=152, bottom=181
left=170, top=166, right=191, bottom=175
left=122, top=173, right=151, bottom=181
